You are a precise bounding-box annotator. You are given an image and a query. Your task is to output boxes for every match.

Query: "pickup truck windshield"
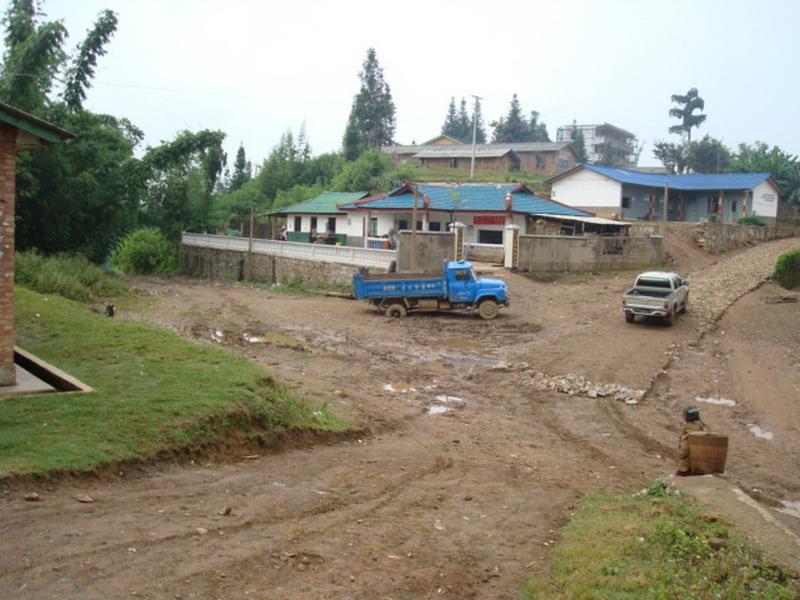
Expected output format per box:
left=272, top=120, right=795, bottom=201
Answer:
left=637, top=278, right=672, bottom=289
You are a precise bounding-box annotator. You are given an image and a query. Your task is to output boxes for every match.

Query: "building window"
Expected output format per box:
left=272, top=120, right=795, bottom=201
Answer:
left=327, top=217, right=336, bottom=233
left=293, top=216, right=301, bottom=231
left=731, top=200, right=737, bottom=213
left=417, top=221, right=423, bottom=231
left=478, top=230, right=503, bottom=244
left=310, top=216, right=318, bottom=232
left=450, top=158, right=458, bottom=169
left=622, top=197, right=631, bottom=209
left=429, top=222, right=441, bottom=231
left=369, top=217, right=378, bottom=237
left=398, top=219, right=408, bottom=230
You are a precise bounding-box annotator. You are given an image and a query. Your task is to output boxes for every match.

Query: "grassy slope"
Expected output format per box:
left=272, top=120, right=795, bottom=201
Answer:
left=0, top=287, right=346, bottom=476
left=522, top=484, right=798, bottom=599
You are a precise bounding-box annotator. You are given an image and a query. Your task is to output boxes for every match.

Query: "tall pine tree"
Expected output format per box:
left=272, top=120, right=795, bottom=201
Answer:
left=441, top=97, right=459, bottom=139
left=491, top=94, right=550, bottom=143
left=342, top=48, right=396, bottom=159
left=229, top=143, right=252, bottom=192
left=472, top=97, right=487, bottom=143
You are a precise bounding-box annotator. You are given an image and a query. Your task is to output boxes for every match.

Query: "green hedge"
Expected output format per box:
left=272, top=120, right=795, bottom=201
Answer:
left=737, top=215, right=767, bottom=226
left=774, top=249, right=800, bottom=289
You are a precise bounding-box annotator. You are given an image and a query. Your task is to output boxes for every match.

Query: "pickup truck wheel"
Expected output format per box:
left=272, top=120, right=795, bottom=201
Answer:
left=478, top=299, right=499, bottom=320
left=625, top=313, right=635, bottom=323
left=667, top=307, right=676, bottom=326
left=386, top=303, right=407, bottom=318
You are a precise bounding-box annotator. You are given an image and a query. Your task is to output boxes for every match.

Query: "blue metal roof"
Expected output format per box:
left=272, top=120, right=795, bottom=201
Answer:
left=580, top=163, right=774, bottom=191
left=339, top=183, right=591, bottom=216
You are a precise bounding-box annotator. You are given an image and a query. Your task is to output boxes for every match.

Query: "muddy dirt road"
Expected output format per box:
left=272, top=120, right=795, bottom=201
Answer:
left=1, top=238, right=798, bottom=599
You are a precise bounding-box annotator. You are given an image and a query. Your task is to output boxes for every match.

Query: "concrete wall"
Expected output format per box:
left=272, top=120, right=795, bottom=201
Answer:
left=180, top=245, right=383, bottom=287
left=751, top=180, right=780, bottom=219
left=696, top=222, right=800, bottom=254
left=396, top=231, right=454, bottom=273
left=551, top=167, right=622, bottom=212
left=517, top=234, right=664, bottom=273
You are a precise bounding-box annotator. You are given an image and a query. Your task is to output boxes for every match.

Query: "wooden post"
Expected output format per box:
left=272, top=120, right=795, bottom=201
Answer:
left=718, top=190, right=724, bottom=222
left=662, top=183, right=669, bottom=235
left=411, top=186, right=418, bottom=272
left=247, top=206, right=254, bottom=279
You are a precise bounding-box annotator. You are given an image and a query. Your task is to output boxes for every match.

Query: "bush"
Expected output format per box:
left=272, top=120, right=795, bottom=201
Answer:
left=111, top=228, right=178, bottom=275
left=774, top=249, right=800, bottom=289
left=737, top=215, right=767, bottom=226
left=15, top=251, right=128, bottom=302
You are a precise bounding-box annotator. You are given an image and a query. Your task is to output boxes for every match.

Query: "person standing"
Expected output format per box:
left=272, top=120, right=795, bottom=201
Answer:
left=675, top=406, right=708, bottom=476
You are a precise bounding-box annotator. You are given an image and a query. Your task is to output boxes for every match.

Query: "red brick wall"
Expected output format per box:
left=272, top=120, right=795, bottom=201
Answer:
left=0, top=124, right=16, bottom=385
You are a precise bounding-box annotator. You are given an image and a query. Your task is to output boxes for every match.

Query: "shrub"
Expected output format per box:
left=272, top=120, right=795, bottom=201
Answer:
left=774, top=249, right=800, bottom=289
left=111, top=228, right=177, bottom=275
left=737, top=215, right=767, bottom=226
left=15, top=251, right=128, bottom=302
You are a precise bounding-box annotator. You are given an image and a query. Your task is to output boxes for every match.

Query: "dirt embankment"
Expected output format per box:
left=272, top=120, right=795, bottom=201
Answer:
left=1, top=237, right=798, bottom=598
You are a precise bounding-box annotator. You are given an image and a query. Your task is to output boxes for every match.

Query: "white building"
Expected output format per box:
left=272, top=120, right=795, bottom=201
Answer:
left=556, top=123, right=637, bottom=166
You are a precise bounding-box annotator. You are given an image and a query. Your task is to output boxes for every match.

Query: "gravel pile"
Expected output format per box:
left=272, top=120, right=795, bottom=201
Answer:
left=523, top=372, right=646, bottom=405
left=687, top=238, right=800, bottom=328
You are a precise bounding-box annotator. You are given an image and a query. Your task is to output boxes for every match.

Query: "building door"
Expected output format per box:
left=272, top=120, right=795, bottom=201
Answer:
left=478, top=230, right=503, bottom=244
left=327, top=217, right=336, bottom=233
left=293, top=216, right=301, bottom=231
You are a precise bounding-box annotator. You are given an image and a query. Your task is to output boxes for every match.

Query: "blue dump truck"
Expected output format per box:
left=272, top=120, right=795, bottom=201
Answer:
left=353, top=260, right=509, bottom=319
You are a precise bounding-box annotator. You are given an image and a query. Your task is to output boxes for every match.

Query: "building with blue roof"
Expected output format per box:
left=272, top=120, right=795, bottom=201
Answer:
left=548, top=163, right=784, bottom=223
left=336, top=182, right=618, bottom=246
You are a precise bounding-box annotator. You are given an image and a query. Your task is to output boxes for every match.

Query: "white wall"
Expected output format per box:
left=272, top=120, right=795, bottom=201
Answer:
left=751, top=181, right=779, bottom=218
left=551, top=168, right=622, bottom=210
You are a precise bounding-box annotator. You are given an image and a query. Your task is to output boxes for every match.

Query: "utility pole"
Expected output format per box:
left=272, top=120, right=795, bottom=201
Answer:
left=469, top=95, right=482, bottom=179
left=411, top=186, right=418, bottom=272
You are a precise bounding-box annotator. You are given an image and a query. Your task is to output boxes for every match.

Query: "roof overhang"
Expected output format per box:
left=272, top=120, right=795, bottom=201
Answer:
left=532, top=214, right=630, bottom=226
left=0, top=101, right=73, bottom=146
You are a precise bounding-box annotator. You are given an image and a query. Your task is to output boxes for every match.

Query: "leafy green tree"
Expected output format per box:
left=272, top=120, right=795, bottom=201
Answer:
left=653, top=141, right=689, bottom=174
left=229, top=143, right=252, bottom=192
left=732, top=142, right=800, bottom=204
left=491, top=94, right=550, bottom=143
left=0, top=0, right=66, bottom=113
left=669, top=87, right=707, bottom=142
left=342, top=47, right=395, bottom=157
left=685, top=135, right=731, bottom=173
left=63, top=9, right=117, bottom=111
left=330, top=149, right=388, bottom=194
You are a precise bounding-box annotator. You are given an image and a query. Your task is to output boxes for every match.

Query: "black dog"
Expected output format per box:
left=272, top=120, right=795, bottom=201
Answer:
left=105, top=304, right=115, bottom=318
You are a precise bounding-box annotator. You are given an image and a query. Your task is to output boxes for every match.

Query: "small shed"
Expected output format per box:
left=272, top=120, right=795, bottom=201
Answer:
left=0, top=101, right=72, bottom=386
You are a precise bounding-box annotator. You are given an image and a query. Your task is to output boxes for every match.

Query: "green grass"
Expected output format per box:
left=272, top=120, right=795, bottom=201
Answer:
left=522, top=482, right=799, bottom=599
left=0, top=287, right=348, bottom=477
left=15, top=251, right=128, bottom=302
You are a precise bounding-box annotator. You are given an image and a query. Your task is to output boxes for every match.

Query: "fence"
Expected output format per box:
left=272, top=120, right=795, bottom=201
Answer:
left=182, top=233, right=396, bottom=269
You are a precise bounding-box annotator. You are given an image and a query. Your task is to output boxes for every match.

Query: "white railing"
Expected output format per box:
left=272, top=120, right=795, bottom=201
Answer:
left=465, top=243, right=504, bottom=251
left=182, top=233, right=396, bottom=268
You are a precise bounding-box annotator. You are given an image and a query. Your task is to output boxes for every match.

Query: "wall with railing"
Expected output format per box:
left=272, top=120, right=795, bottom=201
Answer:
left=182, top=233, right=395, bottom=268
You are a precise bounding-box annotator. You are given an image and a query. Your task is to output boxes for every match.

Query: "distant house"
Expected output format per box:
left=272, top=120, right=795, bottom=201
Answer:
left=548, top=163, right=784, bottom=222
left=555, top=123, right=638, bottom=166
left=337, top=182, right=600, bottom=245
left=272, top=191, right=369, bottom=245
left=381, top=138, right=578, bottom=176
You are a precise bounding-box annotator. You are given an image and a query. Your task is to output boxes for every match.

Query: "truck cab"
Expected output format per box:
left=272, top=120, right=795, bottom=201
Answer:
left=446, top=261, right=508, bottom=306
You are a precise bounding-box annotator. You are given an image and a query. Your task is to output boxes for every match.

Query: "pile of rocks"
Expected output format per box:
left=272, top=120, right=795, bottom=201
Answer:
left=524, top=372, right=646, bottom=405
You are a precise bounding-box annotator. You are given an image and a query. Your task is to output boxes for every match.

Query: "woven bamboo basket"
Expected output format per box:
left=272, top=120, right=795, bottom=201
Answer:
left=688, top=433, right=728, bottom=474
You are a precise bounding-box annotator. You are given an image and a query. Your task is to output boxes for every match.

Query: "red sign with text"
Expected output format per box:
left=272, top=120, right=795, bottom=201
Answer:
left=473, top=215, right=505, bottom=225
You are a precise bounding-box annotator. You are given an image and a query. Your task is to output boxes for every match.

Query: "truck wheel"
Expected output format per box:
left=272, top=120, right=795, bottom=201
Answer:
left=478, top=299, right=499, bottom=320
left=667, top=308, right=676, bottom=326
left=386, top=303, right=407, bottom=318
left=625, top=313, right=635, bottom=323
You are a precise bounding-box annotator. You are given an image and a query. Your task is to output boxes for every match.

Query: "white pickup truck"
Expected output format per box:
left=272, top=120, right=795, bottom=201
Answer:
left=622, top=271, right=689, bottom=326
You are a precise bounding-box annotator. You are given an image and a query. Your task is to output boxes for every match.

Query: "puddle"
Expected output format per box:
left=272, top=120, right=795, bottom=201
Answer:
left=748, top=425, right=774, bottom=440
left=384, top=383, right=416, bottom=394
left=242, top=332, right=303, bottom=348
left=694, top=396, right=736, bottom=407
left=428, top=405, right=450, bottom=415
left=775, top=500, right=800, bottom=520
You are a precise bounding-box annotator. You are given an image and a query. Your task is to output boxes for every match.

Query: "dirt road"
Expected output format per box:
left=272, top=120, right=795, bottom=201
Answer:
left=1, top=237, right=798, bottom=598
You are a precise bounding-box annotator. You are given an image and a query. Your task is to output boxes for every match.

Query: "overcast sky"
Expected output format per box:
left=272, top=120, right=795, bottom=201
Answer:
left=35, top=0, right=800, bottom=168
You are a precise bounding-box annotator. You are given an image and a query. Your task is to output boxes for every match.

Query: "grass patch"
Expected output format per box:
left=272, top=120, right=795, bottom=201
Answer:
left=522, top=482, right=799, bottom=599
left=1, top=286, right=348, bottom=476
left=15, top=251, right=128, bottom=302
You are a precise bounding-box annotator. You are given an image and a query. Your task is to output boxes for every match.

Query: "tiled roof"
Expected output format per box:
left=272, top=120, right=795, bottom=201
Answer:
left=382, top=141, right=574, bottom=156
left=273, top=191, right=368, bottom=215
left=339, top=183, right=590, bottom=216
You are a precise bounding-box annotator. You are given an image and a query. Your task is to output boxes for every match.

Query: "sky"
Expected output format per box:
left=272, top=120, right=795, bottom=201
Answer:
left=28, top=0, right=800, bottom=168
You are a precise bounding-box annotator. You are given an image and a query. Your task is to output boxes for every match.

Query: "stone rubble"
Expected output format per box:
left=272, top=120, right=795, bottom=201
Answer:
left=523, top=372, right=646, bottom=405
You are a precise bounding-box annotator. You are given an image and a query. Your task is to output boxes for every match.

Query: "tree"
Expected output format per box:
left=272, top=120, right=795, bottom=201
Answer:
left=732, top=142, right=800, bottom=204
left=63, top=9, right=117, bottom=111
left=685, top=135, right=731, bottom=173
left=229, top=143, right=252, bottom=192
left=668, top=87, right=707, bottom=142
left=441, top=97, right=459, bottom=139
left=567, top=120, right=587, bottom=163
left=342, top=48, right=395, bottom=157
left=653, top=142, right=689, bottom=174
left=472, top=97, right=486, bottom=143
left=491, top=94, right=550, bottom=143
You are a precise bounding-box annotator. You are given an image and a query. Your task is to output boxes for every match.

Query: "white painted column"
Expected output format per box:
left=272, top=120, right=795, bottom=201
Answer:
left=450, top=221, right=465, bottom=261
left=504, top=224, right=520, bottom=269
